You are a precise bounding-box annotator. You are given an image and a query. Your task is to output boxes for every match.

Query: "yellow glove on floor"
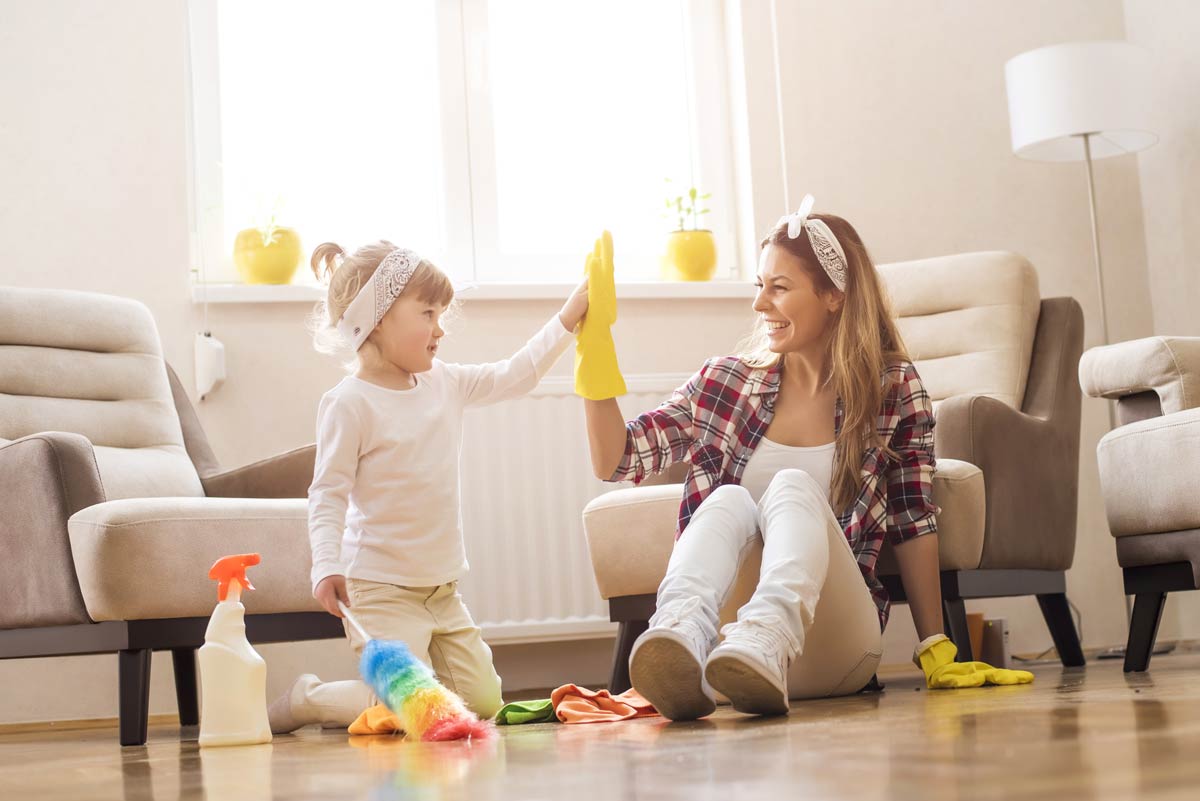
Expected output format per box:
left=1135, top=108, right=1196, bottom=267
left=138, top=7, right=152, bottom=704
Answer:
left=914, top=634, right=1034, bottom=689
left=575, top=231, right=627, bottom=400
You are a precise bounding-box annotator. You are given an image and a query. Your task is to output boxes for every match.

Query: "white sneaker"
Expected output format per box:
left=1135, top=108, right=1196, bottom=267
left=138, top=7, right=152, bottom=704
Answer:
left=267, top=673, right=319, bottom=734
left=704, top=617, right=799, bottom=716
left=629, top=597, right=717, bottom=721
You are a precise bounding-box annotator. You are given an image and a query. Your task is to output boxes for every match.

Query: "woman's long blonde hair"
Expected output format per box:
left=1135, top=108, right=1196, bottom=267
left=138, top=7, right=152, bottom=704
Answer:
left=738, top=214, right=909, bottom=515
left=308, top=240, right=456, bottom=370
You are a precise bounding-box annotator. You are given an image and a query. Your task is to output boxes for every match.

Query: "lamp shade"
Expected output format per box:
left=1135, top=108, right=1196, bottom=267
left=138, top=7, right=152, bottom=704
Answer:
left=1005, top=41, right=1156, bottom=162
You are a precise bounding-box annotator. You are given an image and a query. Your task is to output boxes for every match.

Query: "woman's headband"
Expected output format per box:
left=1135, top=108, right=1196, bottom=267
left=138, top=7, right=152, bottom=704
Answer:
left=336, top=248, right=421, bottom=351
left=777, top=194, right=848, bottom=291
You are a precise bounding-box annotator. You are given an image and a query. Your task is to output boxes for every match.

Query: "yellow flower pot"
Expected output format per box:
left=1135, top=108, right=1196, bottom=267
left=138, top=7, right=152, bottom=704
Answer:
left=661, top=229, right=717, bottom=281
left=233, top=226, right=302, bottom=285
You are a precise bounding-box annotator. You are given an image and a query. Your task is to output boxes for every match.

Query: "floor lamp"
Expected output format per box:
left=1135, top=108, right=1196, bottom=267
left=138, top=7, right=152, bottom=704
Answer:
left=1005, top=40, right=1158, bottom=658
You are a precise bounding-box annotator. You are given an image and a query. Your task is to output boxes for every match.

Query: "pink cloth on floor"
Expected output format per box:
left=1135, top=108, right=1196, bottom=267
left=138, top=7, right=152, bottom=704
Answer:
left=550, top=684, right=659, bottom=723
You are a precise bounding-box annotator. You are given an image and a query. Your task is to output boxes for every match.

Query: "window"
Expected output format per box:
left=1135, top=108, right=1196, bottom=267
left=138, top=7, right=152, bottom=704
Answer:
left=188, top=0, right=736, bottom=285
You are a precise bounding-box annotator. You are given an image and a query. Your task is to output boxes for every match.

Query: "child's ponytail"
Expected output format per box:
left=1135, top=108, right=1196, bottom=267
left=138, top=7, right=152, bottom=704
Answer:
left=310, top=242, right=346, bottom=283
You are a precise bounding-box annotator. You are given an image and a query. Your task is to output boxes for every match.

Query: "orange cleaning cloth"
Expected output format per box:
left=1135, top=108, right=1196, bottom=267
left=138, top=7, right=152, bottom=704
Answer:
left=550, top=685, right=659, bottom=724
left=348, top=703, right=404, bottom=735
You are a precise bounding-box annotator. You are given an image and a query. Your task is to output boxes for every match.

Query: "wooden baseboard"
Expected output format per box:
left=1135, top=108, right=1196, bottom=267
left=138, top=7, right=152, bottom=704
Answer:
left=0, top=713, right=181, bottom=736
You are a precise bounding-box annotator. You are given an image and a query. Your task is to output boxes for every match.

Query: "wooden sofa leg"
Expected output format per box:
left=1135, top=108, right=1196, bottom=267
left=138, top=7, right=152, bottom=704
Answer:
left=172, top=648, right=200, bottom=726
left=1123, top=592, right=1167, bottom=673
left=1036, top=592, right=1086, bottom=667
left=119, top=648, right=153, bottom=746
left=942, top=598, right=973, bottom=661
left=609, top=619, right=648, bottom=694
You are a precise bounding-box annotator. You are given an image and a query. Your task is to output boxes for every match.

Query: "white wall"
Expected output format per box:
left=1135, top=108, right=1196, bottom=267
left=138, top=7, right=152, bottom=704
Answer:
left=0, top=0, right=1166, bottom=724
left=1123, top=0, right=1200, bottom=641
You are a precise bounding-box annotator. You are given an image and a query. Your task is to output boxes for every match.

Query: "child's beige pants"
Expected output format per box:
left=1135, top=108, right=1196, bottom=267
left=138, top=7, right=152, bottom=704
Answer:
left=289, top=579, right=503, bottom=727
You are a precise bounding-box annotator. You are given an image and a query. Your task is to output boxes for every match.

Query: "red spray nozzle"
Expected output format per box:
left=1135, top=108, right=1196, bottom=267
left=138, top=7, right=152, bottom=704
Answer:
left=208, top=553, right=261, bottom=601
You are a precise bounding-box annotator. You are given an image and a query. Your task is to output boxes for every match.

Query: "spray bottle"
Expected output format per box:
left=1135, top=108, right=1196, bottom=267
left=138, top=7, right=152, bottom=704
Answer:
left=199, top=553, right=272, bottom=747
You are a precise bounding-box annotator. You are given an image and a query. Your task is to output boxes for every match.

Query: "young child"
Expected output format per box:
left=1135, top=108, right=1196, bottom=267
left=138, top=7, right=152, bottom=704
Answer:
left=268, top=240, right=588, bottom=733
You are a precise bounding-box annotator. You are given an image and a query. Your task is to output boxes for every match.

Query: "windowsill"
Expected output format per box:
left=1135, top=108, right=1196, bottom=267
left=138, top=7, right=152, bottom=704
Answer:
left=190, top=280, right=755, bottom=304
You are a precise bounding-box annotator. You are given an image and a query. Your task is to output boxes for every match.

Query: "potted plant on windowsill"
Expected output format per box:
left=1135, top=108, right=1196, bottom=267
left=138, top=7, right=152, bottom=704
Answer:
left=661, top=183, right=716, bottom=281
left=233, top=211, right=302, bottom=285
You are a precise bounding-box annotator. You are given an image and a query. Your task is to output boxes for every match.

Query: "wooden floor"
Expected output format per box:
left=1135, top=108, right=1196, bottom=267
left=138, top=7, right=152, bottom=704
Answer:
left=3, top=653, right=1200, bottom=801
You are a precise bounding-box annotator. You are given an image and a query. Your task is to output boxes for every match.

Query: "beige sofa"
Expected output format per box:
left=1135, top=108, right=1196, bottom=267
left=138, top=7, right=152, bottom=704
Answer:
left=0, top=287, right=335, bottom=745
left=1079, top=336, right=1200, bottom=671
left=584, top=252, right=1086, bottom=691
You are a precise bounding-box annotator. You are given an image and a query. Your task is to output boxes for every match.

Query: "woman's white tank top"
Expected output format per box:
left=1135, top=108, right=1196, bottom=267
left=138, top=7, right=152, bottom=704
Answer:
left=740, top=437, right=836, bottom=504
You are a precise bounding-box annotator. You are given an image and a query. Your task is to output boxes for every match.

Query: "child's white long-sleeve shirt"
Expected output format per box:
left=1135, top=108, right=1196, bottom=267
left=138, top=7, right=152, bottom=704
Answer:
left=307, top=315, right=574, bottom=593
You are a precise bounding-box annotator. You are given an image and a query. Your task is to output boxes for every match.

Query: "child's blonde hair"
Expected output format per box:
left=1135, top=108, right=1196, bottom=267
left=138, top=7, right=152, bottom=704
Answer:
left=308, top=240, right=456, bottom=370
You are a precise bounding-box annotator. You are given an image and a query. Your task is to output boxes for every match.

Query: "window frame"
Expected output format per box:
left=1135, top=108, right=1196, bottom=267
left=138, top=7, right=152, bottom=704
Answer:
left=186, top=0, right=741, bottom=288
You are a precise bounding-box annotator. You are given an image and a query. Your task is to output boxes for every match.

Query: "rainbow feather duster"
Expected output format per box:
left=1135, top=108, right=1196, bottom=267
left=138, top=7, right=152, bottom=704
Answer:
left=341, top=603, right=493, bottom=742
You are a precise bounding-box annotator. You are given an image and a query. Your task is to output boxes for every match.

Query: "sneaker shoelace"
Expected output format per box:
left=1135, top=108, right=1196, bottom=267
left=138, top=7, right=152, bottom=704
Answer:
left=720, top=616, right=800, bottom=661
left=653, top=597, right=709, bottom=644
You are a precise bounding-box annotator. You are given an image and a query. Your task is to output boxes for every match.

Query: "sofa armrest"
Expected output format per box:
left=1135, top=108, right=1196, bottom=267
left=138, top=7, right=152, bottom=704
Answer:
left=935, top=393, right=1077, bottom=570
left=200, top=444, right=316, bottom=499
left=0, top=432, right=105, bottom=628
left=582, top=484, right=683, bottom=599
left=1079, top=336, right=1200, bottom=416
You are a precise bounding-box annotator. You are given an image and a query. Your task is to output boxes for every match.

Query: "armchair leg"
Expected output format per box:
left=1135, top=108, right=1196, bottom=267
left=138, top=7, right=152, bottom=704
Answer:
left=1036, top=592, right=1086, bottom=667
left=942, top=598, right=973, bottom=661
left=172, top=647, right=199, bottom=726
left=119, top=648, right=152, bottom=746
left=609, top=619, right=648, bottom=694
left=1124, top=592, right=1167, bottom=673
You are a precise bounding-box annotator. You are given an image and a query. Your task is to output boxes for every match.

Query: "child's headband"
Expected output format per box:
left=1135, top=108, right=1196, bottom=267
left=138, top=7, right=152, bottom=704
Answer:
left=777, top=194, right=848, bottom=292
left=337, top=248, right=421, bottom=351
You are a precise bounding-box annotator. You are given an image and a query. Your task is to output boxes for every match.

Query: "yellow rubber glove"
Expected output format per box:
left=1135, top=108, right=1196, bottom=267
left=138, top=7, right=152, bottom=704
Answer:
left=574, top=231, right=627, bottom=400
left=914, top=634, right=1034, bottom=689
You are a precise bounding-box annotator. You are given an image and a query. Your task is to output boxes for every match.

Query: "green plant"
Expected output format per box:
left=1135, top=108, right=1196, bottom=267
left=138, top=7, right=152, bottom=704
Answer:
left=663, top=179, right=711, bottom=231
left=250, top=194, right=288, bottom=246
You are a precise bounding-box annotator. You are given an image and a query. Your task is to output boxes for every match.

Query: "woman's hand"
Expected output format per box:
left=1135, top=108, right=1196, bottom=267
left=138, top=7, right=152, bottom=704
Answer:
left=559, top=277, right=589, bottom=333
left=315, top=574, right=349, bottom=618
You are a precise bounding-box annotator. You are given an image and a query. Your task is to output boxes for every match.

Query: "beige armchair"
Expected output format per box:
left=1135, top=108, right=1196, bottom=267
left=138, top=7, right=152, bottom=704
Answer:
left=0, top=287, right=337, bottom=745
left=1079, top=336, right=1200, bottom=671
left=584, top=252, right=1086, bottom=691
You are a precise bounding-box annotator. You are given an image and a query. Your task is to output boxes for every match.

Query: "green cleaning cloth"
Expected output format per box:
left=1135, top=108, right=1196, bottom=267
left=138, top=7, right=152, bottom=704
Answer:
left=494, top=698, right=556, bottom=725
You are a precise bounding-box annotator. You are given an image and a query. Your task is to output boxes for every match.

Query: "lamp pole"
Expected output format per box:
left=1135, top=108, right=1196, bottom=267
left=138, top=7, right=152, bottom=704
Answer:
left=1079, top=132, right=1118, bottom=432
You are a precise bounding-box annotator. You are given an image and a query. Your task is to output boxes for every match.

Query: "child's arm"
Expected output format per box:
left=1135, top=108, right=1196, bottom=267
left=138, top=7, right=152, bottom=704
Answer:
left=447, top=283, right=586, bottom=408
left=307, top=394, right=361, bottom=606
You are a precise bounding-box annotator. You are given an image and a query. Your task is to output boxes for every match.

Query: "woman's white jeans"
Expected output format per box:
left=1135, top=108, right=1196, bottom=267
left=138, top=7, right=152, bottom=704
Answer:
left=654, top=468, right=882, bottom=699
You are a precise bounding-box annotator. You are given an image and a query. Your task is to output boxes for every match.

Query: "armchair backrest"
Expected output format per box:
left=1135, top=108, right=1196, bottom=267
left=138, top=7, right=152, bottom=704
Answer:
left=0, top=287, right=204, bottom=500
left=878, top=251, right=1041, bottom=411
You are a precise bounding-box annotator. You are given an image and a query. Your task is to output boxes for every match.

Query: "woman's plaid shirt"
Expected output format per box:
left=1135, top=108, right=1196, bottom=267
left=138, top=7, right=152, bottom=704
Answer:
left=609, top=356, right=939, bottom=629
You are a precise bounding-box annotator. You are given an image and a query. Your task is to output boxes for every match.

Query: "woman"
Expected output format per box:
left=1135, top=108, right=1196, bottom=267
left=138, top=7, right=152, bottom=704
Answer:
left=578, top=197, right=1030, bottom=721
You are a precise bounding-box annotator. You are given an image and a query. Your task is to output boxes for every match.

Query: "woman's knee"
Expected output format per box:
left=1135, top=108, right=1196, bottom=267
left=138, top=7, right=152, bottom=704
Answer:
left=692, top=484, right=758, bottom=529
left=703, top=483, right=756, bottom=511
left=761, top=468, right=823, bottom=504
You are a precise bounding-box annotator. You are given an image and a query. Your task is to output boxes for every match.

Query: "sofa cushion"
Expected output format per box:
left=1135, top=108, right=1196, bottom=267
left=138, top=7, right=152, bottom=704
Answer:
left=1096, top=407, right=1200, bottom=537
left=0, top=288, right=203, bottom=499
left=68, top=498, right=321, bottom=620
left=583, top=458, right=985, bottom=600
left=879, top=252, right=1040, bottom=412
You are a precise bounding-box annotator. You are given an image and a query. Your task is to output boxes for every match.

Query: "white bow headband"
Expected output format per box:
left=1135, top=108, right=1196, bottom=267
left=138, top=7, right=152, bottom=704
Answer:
left=336, top=248, right=421, bottom=351
left=777, top=194, right=848, bottom=291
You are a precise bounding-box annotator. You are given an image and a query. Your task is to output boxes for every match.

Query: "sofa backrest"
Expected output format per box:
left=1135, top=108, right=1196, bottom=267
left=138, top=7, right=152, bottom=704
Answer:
left=0, top=287, right=204, bottom=500
left=877, top=251, right=1041, bottom=411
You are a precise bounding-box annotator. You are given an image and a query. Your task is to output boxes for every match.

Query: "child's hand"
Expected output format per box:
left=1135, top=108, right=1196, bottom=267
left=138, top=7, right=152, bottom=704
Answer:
left=316, top=575, right=349, bottom=618
left=559, top=277, right=590, bottom=333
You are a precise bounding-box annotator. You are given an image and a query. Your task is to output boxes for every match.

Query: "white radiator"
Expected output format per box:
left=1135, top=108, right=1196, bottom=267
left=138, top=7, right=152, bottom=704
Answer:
left=457, top=374, right=688, bottom=645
